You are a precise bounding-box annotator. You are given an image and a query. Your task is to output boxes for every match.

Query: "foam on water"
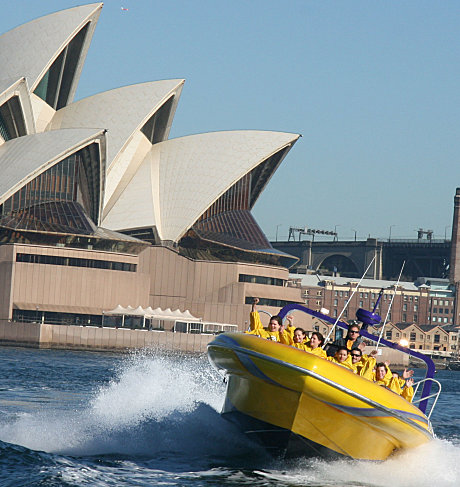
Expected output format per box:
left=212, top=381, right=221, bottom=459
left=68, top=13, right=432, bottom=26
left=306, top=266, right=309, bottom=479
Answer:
left=260, top=437, right=460, bottom=486
left=0, top=351, right=257, bottom=460
left=1, top=350, right=460, bottom=486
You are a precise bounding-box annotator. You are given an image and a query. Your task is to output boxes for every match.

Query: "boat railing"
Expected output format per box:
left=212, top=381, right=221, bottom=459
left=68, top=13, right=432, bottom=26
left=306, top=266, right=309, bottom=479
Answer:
left=412, top=377, right=442, bottom=419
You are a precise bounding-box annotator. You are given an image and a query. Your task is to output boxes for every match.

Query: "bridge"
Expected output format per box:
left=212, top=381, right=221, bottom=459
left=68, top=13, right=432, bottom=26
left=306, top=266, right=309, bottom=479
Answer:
left=272, top=238, right=450, bottom=280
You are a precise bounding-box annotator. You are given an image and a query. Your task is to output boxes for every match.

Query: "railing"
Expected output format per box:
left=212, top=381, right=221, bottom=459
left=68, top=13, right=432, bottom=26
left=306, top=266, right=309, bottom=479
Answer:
left=412, top=377, right=442, bottom=420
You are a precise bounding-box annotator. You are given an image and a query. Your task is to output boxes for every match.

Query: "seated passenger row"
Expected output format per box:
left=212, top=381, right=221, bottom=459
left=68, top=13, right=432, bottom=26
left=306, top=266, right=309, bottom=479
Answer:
left=245, top=298, right=414, bottom=401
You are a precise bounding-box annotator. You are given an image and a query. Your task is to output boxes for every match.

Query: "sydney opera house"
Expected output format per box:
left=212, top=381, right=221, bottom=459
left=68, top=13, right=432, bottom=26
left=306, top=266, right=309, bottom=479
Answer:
left=0, top=3, right=303, bottom=350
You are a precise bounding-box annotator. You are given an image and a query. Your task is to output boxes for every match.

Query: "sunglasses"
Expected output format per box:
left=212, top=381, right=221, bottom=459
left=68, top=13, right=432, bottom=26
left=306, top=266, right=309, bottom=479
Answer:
left=350, top=330, right=359, bottom=334
left=351, top=353, right=361, bottom=358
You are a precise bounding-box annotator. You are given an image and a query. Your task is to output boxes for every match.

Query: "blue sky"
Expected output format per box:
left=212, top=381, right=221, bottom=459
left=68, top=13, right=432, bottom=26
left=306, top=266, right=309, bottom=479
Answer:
left=2, top=1, right=459, bottom=241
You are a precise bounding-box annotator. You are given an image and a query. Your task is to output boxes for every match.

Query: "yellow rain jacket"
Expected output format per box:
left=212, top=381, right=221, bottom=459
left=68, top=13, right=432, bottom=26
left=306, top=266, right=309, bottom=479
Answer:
left=245, top=311, right=290, bottom=344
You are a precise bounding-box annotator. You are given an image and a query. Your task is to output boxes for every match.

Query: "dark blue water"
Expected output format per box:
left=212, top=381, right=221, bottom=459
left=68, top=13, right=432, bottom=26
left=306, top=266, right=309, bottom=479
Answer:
left=0, top=347, right=459, bottom=486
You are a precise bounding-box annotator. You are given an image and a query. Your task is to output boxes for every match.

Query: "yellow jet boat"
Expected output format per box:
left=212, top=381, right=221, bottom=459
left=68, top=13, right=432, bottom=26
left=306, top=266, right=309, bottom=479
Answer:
left=207, top=305, right=439, bottom=460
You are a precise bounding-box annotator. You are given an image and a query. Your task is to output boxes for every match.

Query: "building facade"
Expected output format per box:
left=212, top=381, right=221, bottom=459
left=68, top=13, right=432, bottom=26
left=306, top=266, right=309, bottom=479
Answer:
left=0, top=3, right=303, bottom=350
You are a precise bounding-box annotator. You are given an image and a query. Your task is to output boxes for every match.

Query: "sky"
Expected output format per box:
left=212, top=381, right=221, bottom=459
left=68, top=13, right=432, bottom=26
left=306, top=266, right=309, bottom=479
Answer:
left=2, top=0, right=459, bottom=242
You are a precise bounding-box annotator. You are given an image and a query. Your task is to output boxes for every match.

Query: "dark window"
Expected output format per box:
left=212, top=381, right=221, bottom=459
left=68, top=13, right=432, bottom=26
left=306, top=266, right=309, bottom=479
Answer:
left=244, top=296, right=300, bottom=307
left=0, top=96, right=27, bottom=140
left=34, top=23, right=90, bottom=110
left=410, top=332, right=416, bottom=341
left=16, top=253, right=136, bottom=272
left=141, top=96, right=175, bottom=144
left=239, top=274, right=285, bottom=286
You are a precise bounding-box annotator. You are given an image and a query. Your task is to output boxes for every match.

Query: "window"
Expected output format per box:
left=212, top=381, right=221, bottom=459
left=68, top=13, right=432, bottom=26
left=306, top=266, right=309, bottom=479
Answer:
left=386, top=330, right=392, bottom=340
left=433, top=299, right=438, bottom=305
left=335, top=291, right=338, bottom=296
left=414, top=314, right=418, bottom=322
left=414, top=305, right=418, bottom=312
left=359, top=301, right=363, bottom=307
left=244, top=297, right=300, bottom=307
left=434, top=334, right=440, bottom=343
left=445, top=308, right=449, bottom=314
left=403, top=304, right=407, bottom=311
left=16, top=253, right=137, bottom=272
left=239, top=274, right=285, bottom=286
left=334, top=299, right=338, bottom=306
left=339, top=291, right=343, bottom=297
left=364, top=293, right=368, bottom=299
left=433, top=308, right=438, bottom=313
left=403, top=313, right=407, bottom=321
left=396, top=332, right=400, bottom=338
left=410, top=332, right=416, bottom=341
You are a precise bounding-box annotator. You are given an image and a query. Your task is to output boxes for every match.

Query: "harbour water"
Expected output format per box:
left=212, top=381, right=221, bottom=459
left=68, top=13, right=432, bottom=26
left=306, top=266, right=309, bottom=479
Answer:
left=0, top=346, right=459, bottom=486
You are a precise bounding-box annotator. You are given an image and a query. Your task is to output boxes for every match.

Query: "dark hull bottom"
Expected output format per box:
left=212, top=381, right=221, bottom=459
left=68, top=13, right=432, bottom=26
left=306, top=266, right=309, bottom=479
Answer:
left=222, top=410, right=344, bottom=460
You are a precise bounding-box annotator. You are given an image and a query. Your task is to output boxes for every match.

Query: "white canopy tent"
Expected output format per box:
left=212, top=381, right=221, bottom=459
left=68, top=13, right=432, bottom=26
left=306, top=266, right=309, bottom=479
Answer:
left=103, top=305, right=201, bottom=329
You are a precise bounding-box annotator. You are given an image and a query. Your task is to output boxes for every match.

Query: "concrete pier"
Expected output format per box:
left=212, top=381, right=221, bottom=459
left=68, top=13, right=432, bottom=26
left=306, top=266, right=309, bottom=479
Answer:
left=0, top=320, right=213, bottom=353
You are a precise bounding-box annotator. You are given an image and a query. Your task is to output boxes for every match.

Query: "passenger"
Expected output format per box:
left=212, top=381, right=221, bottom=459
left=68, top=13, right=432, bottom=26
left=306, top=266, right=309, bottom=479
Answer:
left=374, top=362, right=415, bottom=401
left=304, top=331, right=327, bottom=358
left=350, top=348, right=378, bottom=377
left=326, top=324, right=363, bottom=357
left=245, top=297, right=290, bottom=343
left=327, top=346, right=354, bottom=370
left=291, top=327, right=308, bottom=350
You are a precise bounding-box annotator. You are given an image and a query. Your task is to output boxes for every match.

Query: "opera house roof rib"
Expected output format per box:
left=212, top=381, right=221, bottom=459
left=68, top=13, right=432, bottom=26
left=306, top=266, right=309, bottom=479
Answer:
left=0, top=3, right=300, bottom=267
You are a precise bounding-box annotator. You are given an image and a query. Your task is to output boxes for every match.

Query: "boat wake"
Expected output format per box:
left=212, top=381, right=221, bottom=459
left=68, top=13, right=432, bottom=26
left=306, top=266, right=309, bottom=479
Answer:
left=0, top=352, right=267, bottom=467
left=0, top=351, right=459, bottom=485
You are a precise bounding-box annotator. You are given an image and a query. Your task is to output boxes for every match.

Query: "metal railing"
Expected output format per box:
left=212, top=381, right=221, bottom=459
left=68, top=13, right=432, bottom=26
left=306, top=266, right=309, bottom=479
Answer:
left=412, top=377, right=442, bottom=419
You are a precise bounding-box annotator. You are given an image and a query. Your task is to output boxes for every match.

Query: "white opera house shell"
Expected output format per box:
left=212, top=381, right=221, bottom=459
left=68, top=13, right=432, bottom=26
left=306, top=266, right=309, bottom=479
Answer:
left=0, top=2, right=300, bottom=267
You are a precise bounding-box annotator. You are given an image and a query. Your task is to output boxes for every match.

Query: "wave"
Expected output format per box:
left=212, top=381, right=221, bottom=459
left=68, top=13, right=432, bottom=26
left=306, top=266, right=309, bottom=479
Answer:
left=0, top=351, right=459, bottom=485
left=0, top=351, right=267, bottom=465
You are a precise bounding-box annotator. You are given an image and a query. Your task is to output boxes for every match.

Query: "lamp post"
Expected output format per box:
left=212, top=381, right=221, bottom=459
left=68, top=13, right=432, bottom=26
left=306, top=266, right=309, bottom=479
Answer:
left=389, top=225, right=395, bottom=242
left=445, top=225, right=451, bottom=241
left=275, top=224, right=282, bottom=242
left=351, top=229, right=357, bottom=241
left=334, top=225, right=340, bottom=241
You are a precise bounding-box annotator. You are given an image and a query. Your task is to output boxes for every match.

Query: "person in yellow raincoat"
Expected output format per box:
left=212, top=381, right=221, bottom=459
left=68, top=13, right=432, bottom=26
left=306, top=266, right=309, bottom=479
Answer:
left=245, top=298, right=290, bottom=344
left=290, top=328, right=310, bottom=350
left=304, top=331, right=327, bottom=358
left=327, top=346, right=355, bottom=371
left=350, top=347, right=378, bottom=377
left=374, top=362, right=415, bottom=402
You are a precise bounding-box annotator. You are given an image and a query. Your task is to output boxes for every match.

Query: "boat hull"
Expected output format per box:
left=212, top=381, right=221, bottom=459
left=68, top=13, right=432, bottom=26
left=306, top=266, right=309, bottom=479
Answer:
left=208, top=333, right=434, bottom=460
